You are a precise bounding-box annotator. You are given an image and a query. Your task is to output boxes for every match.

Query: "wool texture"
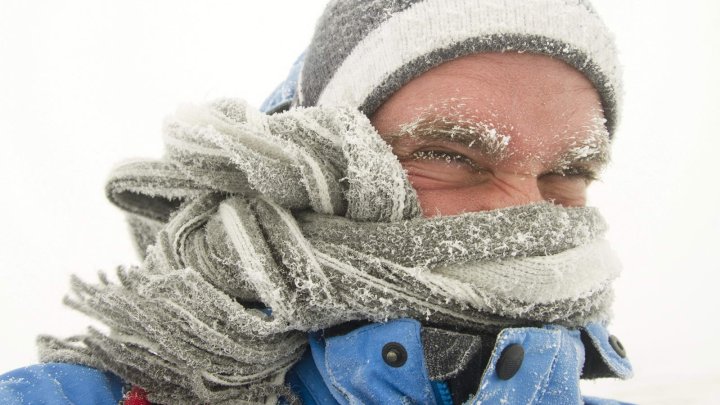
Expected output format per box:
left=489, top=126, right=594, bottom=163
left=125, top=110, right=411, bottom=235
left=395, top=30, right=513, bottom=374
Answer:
left=300, top=0, right=622, bottom=134
left=38, top=99, right=620, bottom=404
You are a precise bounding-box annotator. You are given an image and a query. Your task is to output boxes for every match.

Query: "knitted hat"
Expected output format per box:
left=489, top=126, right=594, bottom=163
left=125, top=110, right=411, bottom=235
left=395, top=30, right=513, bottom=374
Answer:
left=297, top=0, right=621, bottom=134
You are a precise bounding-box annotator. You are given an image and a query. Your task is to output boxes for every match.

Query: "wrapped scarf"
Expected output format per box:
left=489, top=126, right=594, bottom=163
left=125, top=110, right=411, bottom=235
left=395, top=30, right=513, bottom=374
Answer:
left=39, top=99, right=620, bottom=404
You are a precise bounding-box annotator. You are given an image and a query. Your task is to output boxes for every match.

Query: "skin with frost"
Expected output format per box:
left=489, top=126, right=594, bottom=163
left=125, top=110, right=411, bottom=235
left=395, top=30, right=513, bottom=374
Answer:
left=371, top=53, right=610, bottom=216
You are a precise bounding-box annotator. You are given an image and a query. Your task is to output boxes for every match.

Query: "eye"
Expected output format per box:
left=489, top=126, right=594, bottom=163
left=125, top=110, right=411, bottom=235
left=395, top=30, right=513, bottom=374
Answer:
left=396, top=147, right=491, bottom=188
left=538, top=166, right=599, bottom=207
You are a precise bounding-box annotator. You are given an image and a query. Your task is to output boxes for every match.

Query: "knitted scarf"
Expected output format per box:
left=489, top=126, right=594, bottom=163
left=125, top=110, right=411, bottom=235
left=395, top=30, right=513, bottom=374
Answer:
left=38, top=99, right=620, bottom=404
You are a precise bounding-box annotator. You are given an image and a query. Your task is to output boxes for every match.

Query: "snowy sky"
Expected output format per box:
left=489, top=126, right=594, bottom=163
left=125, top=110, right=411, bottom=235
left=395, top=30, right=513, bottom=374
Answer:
left=1, top=1, right=719, bottom=403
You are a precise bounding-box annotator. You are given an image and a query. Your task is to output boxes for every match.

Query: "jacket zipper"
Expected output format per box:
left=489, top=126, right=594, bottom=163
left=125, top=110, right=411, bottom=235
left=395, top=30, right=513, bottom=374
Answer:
left=431, top=381, right=454, bottom=405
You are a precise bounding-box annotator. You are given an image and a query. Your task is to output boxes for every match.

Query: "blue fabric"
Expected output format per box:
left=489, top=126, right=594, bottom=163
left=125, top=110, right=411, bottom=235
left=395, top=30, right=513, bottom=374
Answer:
left=287, top=349, right=339, bottom=405
left=582, top=323, right=633, bottom=379
left=472, top=326, right=585, bottom=404
left=260, top=53, right=304, bottom=113
left=430, top=381, right=454, bottom=405
left=0, top=363, right=123, bottom=405
left=289, top=319, right=635, bottom=405
left=306, top=319, right=438, bottom=405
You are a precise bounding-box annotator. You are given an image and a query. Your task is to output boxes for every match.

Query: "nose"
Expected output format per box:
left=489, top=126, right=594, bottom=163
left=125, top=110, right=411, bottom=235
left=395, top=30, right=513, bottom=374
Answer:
left=486, top=173, right=545, bottom=210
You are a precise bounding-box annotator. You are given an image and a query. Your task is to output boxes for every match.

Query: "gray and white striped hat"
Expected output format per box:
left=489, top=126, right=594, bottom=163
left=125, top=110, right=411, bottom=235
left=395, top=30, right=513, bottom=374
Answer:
left=297, top=0, right=621, bottom=134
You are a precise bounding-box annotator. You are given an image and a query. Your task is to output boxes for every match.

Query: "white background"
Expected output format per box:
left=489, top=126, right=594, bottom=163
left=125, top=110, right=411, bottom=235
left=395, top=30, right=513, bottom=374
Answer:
left=1, top=1, right=718, bottom=403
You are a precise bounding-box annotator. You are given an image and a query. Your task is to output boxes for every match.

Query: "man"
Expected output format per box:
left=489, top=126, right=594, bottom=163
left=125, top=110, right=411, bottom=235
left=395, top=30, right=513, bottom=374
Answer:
left=0, top=0, right=632, bottom=404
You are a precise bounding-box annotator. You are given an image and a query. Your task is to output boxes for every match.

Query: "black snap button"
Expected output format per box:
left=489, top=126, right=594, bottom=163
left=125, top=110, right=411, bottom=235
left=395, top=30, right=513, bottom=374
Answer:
left=382, top=342, right=408, bottom=367
left=609, top=335, right=626, bottom=358
left=496, top=344, right=524, bottom=380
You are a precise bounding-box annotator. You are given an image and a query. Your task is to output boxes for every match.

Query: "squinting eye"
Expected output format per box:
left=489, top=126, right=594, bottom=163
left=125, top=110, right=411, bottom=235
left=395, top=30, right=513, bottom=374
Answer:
left=538, top=165, right=600, bottom=207
left=398, top=147, right=491, bottom=188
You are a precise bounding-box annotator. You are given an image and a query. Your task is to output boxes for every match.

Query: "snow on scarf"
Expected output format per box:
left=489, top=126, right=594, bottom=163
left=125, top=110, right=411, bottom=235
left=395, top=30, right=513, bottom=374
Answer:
left=38, top=99, right=620, bottom=404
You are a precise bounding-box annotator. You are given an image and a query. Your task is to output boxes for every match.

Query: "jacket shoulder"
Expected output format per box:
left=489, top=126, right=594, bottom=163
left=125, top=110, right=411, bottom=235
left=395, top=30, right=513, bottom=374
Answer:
left=289, top=320, right=635, bottom=405
left=0, top=363, right=124, bottom=405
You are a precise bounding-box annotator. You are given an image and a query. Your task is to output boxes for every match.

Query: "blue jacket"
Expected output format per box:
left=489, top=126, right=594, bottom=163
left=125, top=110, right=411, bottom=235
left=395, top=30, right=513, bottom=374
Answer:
left=285, top=320, right=633, bottom=405
left=0, top=319, right=632, bottom=404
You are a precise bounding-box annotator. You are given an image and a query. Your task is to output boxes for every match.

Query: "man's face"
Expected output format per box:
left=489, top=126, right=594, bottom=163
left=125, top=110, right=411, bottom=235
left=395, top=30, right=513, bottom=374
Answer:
left=371, top=53, right=609, bottom=217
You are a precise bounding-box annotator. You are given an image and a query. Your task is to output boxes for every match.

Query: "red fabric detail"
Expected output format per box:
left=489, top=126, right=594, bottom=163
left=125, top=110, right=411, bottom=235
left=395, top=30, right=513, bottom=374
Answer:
left=123, top=386, right=151, bottom=405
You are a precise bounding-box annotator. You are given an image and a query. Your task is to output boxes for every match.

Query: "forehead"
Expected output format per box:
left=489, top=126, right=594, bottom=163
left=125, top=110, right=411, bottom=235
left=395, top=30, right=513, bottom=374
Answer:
left=371, top=53, right=605, bottom=150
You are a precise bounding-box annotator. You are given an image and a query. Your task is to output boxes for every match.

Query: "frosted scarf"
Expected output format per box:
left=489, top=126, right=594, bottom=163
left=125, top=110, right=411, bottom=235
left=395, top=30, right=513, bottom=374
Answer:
left=39, top=99, right=620, bottom=404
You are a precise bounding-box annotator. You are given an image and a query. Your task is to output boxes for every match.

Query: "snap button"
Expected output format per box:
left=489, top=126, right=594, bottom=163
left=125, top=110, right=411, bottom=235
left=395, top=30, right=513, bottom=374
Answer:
left=382, top=342, right=407, bottom=367
left=608, top=335, right=627, bottom=358
left=496, top=344, right=524, bottom=380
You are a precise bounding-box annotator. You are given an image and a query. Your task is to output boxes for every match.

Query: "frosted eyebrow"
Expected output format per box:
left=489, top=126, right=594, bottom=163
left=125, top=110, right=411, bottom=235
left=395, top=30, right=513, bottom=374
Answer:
left=386, top=116, right=511, bottom=161
left=554, top=131, right=612, bottom=170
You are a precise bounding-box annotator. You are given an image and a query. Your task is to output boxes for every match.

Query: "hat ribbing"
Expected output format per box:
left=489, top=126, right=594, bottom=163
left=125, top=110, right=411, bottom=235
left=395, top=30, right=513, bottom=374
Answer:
left=298, top=0, right=621, bottom=134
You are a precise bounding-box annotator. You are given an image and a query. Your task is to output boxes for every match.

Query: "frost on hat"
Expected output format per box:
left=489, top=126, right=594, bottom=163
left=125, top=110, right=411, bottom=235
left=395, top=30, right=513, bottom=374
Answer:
left=298, top=0, right=621, bottom=134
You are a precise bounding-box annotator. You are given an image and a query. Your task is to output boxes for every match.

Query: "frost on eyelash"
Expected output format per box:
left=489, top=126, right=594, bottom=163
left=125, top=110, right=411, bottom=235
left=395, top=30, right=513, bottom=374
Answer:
left=411, top=150, right=474, bottom=167
left=397, top=99, right=512, bottom=161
